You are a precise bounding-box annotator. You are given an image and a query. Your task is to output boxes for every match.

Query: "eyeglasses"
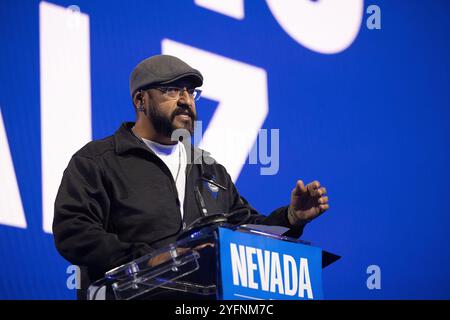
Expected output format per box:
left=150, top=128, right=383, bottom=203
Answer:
left=150, top=86, right=202, bottom=101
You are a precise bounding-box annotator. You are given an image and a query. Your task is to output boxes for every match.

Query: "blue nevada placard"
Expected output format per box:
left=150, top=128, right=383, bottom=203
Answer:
left=218, top=227, right=323, bottom=300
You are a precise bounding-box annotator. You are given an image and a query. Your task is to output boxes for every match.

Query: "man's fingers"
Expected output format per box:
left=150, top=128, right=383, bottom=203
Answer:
left=292, top=180, right=307, bottom=195
left=193, top=243, right=215, bottom=251
left=297, top=180, right=307, bottom=193
left=306, top=180, right=320, bottom=193
left=313, top=187, right=327, bottom=197
left=318, top=196, right=328, bottom=204
left=319, top=204, right=329, bottom=212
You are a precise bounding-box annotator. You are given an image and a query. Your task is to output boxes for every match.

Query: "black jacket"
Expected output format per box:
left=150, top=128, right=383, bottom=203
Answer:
left=53, top=122, right=303, bottom=298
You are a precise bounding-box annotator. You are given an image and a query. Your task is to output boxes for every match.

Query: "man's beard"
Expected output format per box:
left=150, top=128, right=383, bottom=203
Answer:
left=148, top=104, right=197, bottom=138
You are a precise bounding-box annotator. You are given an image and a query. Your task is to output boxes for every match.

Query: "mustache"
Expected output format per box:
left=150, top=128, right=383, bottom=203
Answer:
left=171, top=107, right=196, bottom=121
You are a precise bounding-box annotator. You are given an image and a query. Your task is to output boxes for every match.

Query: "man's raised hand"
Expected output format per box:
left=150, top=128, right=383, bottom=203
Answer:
left=288, top=180, right=329, bottom=226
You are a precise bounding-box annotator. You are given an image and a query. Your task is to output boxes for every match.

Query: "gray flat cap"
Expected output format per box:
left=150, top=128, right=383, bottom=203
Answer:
left=129, top=54, right=203, bottom=96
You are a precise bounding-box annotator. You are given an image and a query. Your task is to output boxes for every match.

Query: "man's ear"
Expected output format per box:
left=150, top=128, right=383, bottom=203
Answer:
left=133, top=90, right=143, bottom=108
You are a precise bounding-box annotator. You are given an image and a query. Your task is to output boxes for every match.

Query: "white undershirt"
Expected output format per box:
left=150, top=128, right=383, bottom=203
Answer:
left=141, top=138, right=187, bottom=219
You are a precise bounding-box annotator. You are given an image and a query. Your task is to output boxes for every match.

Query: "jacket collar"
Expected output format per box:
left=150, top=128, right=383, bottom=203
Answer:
left=113, top=122, right=212, bottom=163
left=114, top=122, right=147, bottom=154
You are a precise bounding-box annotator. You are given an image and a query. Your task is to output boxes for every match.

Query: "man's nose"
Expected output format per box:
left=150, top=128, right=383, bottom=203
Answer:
left=178, top=89, right=194, bottom=106
left=180, top=88, right=193, bottom=100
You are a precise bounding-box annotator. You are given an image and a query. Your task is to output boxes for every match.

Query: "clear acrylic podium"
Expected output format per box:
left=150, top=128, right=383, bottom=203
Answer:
left=87, top=223, right=339, bottom=300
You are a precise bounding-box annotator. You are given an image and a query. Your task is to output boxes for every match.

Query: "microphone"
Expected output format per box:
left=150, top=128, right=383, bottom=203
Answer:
left=199, top=173, right=227, bottom=191
left=194, top=173, right=227, bottom=217
left=176, top=165, right=231, bottom=241
left=194, top=183, right=208, bottom=217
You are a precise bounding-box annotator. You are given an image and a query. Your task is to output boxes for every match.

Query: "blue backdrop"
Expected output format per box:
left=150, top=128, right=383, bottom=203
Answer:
left=1, top=0, right=449, bottom=299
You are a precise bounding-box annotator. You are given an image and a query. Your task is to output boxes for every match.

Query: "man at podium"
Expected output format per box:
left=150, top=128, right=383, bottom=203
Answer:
left=52, top=55, right=329, bottom=299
